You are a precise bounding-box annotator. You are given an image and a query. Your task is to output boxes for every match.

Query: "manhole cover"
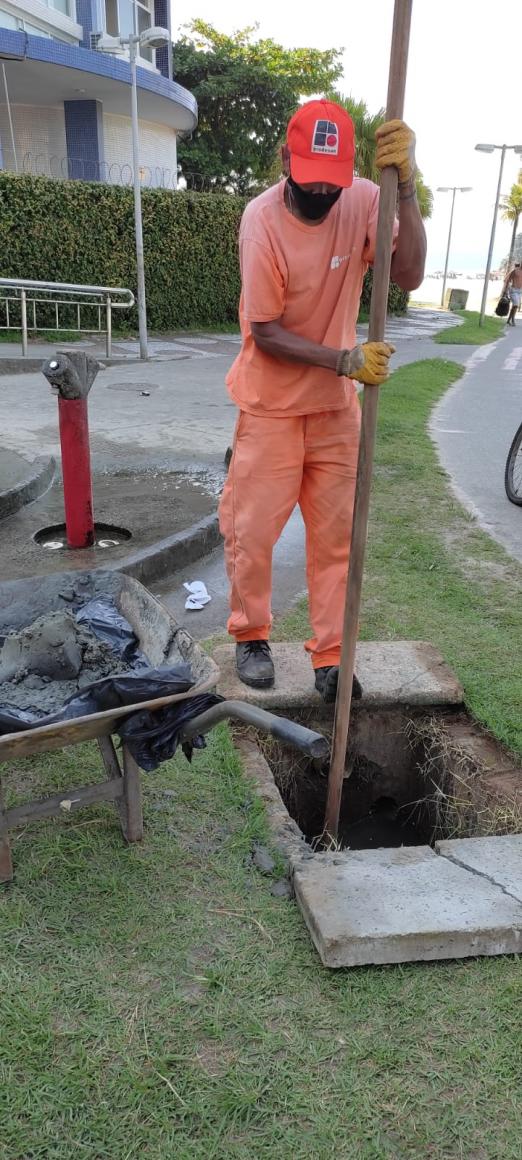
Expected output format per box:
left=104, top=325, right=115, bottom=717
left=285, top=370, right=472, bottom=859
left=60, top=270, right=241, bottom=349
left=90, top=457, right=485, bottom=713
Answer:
left=34, top=523, right=132, bottom=550
left=106, top=382, right=159, bottom=394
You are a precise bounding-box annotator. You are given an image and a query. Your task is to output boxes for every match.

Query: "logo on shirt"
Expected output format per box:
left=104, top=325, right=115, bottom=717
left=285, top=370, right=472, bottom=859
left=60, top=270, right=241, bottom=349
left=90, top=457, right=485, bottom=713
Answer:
left=311, top=119, right=339, bottom=156
left=331, top=254, right=350, bottom=270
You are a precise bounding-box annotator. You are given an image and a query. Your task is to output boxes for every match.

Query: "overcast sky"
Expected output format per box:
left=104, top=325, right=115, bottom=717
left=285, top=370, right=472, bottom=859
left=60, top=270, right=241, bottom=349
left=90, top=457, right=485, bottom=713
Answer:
left=172, top=0, right=522, bottom=273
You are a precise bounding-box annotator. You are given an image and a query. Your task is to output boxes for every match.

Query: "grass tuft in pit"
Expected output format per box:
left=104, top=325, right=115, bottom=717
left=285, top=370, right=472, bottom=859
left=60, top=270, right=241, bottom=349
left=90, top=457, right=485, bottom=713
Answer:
left=405, top=716, right=522, bottom=841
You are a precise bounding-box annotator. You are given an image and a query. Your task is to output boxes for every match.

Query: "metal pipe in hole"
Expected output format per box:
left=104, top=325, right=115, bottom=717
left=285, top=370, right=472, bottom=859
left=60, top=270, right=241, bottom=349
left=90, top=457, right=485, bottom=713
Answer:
left=181, top=700, right=330, bottom=760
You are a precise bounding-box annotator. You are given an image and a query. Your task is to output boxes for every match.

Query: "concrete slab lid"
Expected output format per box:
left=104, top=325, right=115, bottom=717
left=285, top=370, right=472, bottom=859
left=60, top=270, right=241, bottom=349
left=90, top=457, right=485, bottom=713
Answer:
left=436, top=835, right=522, bottom=903
left=292, top=846, right=522, bottom=968
left=213, top=640, right=463, bottom=710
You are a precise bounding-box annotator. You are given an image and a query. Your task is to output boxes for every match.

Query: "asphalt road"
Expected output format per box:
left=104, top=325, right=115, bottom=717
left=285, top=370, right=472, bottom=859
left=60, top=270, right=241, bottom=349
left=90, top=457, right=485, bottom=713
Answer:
left=431, top=328, right=522, bottom=563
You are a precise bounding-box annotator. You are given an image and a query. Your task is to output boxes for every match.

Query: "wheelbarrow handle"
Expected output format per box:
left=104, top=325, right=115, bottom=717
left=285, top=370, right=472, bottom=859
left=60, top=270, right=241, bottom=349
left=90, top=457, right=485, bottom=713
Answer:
left=180, top=699, right=329, bottom=760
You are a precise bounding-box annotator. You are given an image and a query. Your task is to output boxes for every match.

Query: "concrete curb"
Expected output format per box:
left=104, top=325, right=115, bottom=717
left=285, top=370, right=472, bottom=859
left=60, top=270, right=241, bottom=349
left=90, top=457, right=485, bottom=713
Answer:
left=0, top=359, right=45, bottom=375
left=0, top=456, right=56, bottom=519
left=113, top=511, right=222, bottom=587
left=0, top=355, right=162, bottom=375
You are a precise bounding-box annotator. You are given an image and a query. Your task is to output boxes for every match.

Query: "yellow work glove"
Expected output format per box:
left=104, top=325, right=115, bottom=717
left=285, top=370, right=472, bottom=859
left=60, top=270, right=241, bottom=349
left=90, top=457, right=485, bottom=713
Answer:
left=336, top=342, right=396, bottom=386
left=375, top=119, right=416, bottom=185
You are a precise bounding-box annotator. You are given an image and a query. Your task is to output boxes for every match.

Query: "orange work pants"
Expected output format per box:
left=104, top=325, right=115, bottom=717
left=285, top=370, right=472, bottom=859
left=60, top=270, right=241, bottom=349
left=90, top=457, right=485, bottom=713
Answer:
left=219, top=396, right=361, bottom=669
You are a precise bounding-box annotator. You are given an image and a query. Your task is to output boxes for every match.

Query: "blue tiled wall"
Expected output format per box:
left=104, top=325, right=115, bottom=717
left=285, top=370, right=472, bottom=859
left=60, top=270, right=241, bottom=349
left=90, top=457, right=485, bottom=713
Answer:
left=154, top=0, right=171, bottom=80
left=64, top=100, right=104, bottom=180
left=75, top=0, right=95, bottom=48
left=24, top=31, right=194, bottom=113
left=0, top=27, right=197, bottom=122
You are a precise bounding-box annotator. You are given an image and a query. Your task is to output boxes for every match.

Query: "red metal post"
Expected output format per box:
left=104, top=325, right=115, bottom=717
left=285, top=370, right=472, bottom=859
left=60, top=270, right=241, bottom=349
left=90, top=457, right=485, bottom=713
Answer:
left=43, top=351, right=99, bottom=550
left=58, top=396, right=94, bottom=548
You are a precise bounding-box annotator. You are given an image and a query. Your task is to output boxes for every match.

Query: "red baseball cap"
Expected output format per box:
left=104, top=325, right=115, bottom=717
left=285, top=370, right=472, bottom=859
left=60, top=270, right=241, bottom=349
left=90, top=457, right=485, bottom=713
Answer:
left=287, top=99, right=355, bottom=188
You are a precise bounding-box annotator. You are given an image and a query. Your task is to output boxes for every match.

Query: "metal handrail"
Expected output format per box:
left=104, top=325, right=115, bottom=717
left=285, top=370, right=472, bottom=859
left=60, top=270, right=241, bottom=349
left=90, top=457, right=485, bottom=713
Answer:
left=0, top=278, right=135, bottom=358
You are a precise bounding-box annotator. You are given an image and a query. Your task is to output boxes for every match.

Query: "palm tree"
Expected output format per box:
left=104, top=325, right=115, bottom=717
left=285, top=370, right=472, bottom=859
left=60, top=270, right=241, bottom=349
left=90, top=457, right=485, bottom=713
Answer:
left=414, top=174, right=433, bottom=220
left=500, top=172, right=522, bottom=269
left=331, top=95, right=385, bottom=183
left=329, top=93, right=433, bottom=218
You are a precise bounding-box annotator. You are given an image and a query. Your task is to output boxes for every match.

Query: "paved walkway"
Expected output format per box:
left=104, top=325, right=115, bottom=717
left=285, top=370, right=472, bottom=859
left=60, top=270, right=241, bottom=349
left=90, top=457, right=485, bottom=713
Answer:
left=0, top=306, right=460, bottom=367
left=0, top=308, right=517, bottom=635
left=431, top=328, right=522, bottom=563
left=0, top=309, right=461, bottom=474
left=0, top=313, right=464, bottom=475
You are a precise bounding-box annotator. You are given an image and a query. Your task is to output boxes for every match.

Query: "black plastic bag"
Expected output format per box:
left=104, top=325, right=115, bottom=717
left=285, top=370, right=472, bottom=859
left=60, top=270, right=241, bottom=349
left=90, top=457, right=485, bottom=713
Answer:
left=0, top=666, right=195, bottom=735
left=495, top=293, right=510, bottom=317
left=0, top=595, right=220, bottom=771
left=118, top=692, right=223, bottom=771
left=76, top=598, right=147, bottom=667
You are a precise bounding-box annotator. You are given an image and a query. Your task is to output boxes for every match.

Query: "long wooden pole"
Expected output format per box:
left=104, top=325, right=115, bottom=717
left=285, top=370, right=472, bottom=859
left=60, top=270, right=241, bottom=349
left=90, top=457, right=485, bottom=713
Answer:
left=324, top=0, right=414, bottom=840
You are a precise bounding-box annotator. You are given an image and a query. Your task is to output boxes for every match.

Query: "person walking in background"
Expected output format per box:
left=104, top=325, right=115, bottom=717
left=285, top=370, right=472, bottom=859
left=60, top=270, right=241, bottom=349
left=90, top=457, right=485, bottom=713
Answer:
left=504, top=263, right=522, bottom=325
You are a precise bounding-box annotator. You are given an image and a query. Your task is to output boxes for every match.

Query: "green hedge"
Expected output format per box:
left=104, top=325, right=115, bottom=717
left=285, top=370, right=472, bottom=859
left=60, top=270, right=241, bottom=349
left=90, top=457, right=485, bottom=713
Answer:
left=0, top=173, right=408, bottom=330
left=360, top=267, right=409, bottom=316
left=0, top=173, right=243, bottom=330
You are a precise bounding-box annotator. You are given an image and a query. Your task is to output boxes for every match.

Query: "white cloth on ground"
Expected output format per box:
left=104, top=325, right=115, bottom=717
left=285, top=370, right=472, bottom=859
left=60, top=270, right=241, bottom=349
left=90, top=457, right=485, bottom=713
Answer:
left=184, top=581, right=211, bottom=611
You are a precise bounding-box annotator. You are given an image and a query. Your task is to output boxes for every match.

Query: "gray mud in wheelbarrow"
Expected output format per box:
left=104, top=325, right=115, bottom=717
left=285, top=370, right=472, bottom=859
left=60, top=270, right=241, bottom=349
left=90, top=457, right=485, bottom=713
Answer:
left=0, top=569, right=328, bottom=882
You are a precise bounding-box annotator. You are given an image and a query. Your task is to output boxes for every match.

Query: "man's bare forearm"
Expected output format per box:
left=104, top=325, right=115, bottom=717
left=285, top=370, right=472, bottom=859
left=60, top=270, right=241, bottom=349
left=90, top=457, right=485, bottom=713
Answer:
left=390, top=182, right=426, bottom=291
left=251, top=319, right=339, bottom=372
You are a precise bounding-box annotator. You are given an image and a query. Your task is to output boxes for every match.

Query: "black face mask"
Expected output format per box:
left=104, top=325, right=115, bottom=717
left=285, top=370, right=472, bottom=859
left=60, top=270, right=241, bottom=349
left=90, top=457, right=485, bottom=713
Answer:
left=287, top=176, right=342, bottom=220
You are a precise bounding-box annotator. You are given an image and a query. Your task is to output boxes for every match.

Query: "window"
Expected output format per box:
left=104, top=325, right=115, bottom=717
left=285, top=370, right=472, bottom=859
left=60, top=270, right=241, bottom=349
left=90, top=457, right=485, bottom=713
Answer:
left=118, top=0, right=134, bottom=40
left=0, top=11, right=18, bottom=30
left=0, top=5, right=72, bottom=34
left=47, top=0, right=70, bottom=15
left=136, top=0, right=152, bottom=61
left=24, top=21, right=51, bottom=36
left=103, top=0, right=154, bottom=63
left=105, top=0, right=118, bottom=35
left=0, top=12, right=52, bottom=36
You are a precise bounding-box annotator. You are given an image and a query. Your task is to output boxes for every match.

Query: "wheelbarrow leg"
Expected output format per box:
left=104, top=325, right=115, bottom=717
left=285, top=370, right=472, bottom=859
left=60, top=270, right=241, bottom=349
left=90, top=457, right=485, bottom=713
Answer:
left=98, top=737, right=143, bottom=844
left=0, top=774, right=13, bottom=884
left=121, top=744, right=143, bottom=843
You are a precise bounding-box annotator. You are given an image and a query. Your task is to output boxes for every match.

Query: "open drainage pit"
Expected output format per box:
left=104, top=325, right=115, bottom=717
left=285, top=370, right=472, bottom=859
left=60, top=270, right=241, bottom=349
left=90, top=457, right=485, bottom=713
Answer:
left=255, top=706, right=522, bottom=851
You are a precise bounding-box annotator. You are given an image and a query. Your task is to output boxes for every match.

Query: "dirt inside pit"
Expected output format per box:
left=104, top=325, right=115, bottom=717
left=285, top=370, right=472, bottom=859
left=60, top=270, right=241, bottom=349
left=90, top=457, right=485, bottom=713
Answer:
left=0, top=610, right=128, bottom=716
left=256, top=706, right=522, bottom=851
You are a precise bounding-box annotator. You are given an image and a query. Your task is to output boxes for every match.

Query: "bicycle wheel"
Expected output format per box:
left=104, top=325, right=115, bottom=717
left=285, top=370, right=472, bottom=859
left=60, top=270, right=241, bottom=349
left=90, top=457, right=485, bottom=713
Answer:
left=504, top=421, right=522, bottom=505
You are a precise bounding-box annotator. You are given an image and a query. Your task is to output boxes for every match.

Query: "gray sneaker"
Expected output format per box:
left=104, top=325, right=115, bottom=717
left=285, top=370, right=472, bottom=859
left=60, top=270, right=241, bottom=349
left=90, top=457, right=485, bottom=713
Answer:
left=236, top=641, right=275, bottom=688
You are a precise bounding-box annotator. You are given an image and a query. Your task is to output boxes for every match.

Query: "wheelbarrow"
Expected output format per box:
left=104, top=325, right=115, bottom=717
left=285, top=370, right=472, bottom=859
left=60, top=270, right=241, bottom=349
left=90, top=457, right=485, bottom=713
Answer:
left=0, top=569, right=328, bottom=883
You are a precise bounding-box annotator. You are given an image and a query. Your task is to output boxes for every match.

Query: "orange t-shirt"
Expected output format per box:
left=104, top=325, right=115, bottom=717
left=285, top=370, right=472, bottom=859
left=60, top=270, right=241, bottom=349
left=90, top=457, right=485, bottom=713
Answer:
left=226, top=178, right=398, bottom=417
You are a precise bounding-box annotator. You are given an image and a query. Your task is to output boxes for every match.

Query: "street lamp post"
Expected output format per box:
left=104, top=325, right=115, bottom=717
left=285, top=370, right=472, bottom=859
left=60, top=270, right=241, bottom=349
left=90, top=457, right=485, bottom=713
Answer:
left=437, top=185, right=472, bottom=308
left=475, top=143, right=522, bottom=326
left=98, top=27, right=171, bottom=359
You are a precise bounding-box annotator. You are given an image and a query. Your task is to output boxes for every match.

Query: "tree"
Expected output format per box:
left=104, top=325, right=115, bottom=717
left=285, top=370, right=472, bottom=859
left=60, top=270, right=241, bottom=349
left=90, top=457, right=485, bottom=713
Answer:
left=501, top=173, right=522, bottom=269
left=173, top=21, right=343, bottom=194
left=414, top=174, right=433, bottom=220
left=331, top=95, right=385, bottom=184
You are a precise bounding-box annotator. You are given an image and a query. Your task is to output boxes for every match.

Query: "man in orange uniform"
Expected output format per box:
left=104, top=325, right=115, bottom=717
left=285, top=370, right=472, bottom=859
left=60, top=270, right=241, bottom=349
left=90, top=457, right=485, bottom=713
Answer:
left=220, top=100, right=426, bottom=701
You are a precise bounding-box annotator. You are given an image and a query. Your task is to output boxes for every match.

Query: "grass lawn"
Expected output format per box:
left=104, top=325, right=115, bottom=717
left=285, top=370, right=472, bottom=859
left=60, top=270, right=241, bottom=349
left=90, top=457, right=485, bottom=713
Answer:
left=1, top=359, right=521, bottom=1157
left=433, top=310, right=506, bottom=345
left=0, top=329, right=83, bottom=344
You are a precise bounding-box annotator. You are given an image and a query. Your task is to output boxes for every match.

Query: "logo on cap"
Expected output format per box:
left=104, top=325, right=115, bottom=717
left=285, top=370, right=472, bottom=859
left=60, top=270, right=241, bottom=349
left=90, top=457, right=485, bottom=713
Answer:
left=311, top=120, right=339, bottom=156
